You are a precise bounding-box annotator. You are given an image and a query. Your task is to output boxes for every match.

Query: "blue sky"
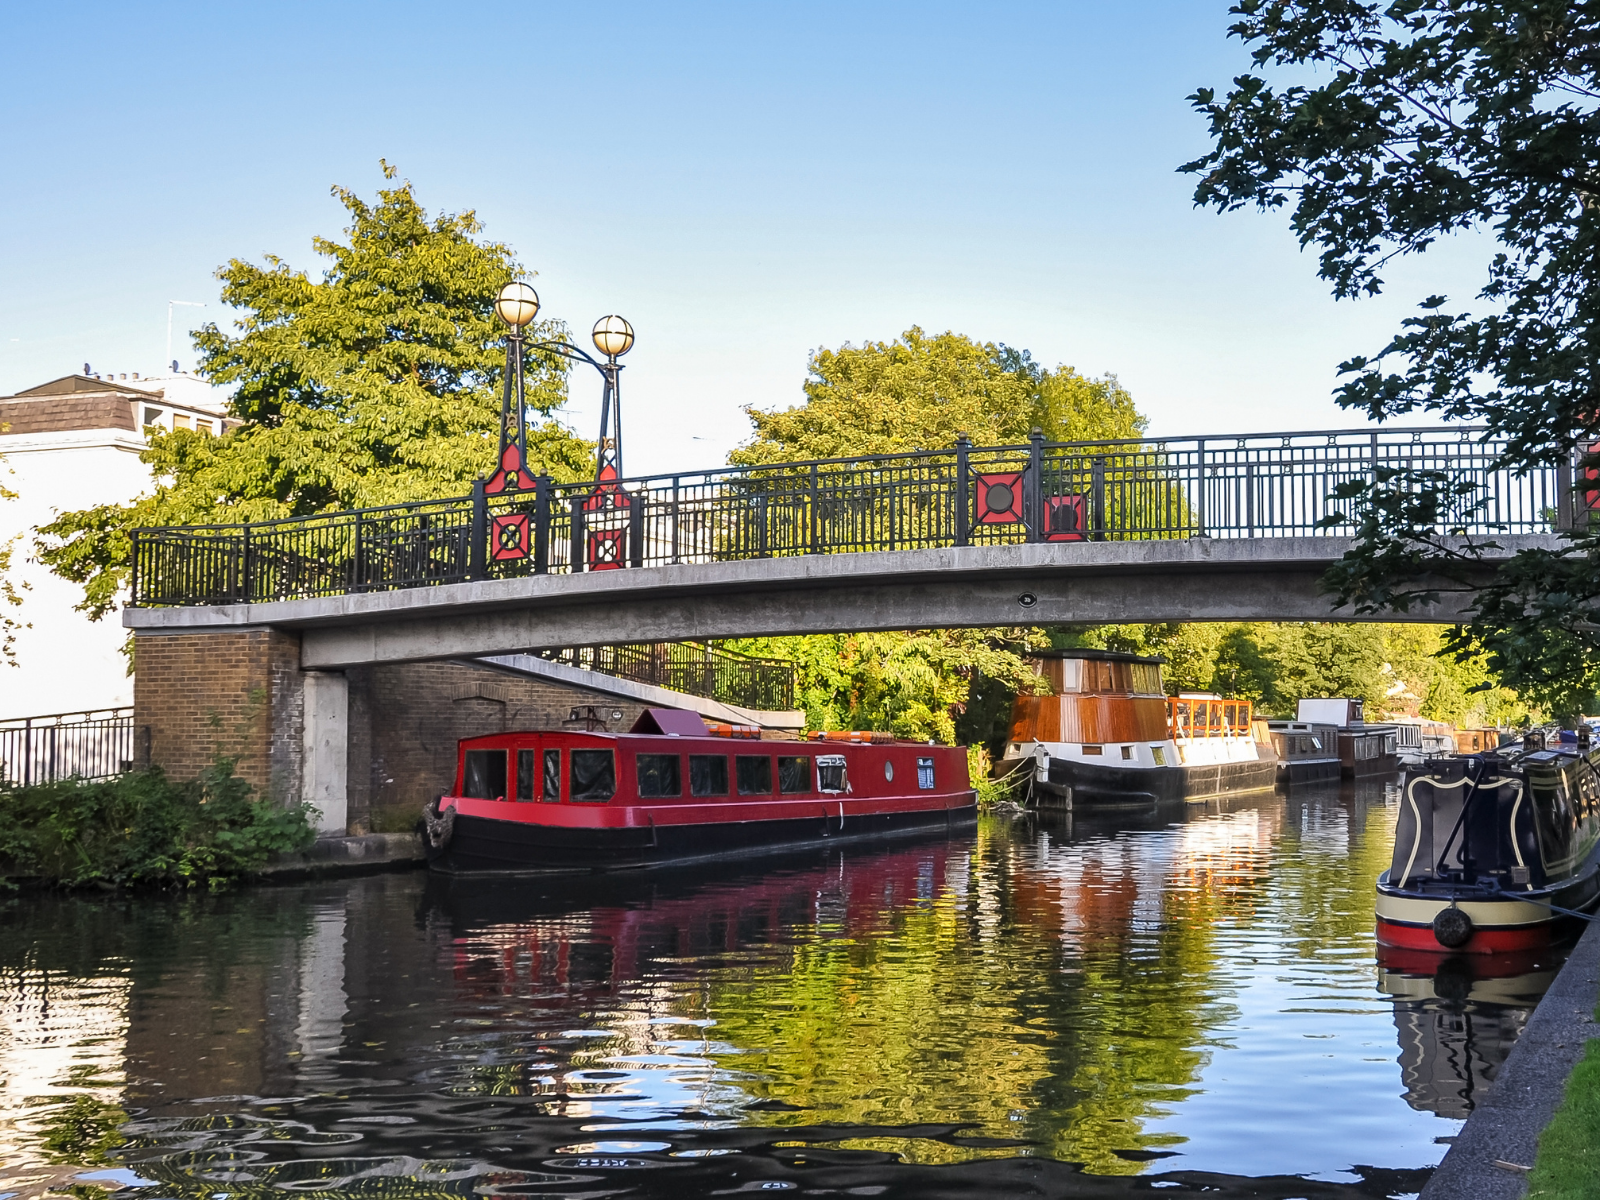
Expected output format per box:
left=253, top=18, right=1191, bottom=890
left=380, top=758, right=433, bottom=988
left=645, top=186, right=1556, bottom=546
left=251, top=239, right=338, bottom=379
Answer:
left=0, top=1, right=1488, bottom=476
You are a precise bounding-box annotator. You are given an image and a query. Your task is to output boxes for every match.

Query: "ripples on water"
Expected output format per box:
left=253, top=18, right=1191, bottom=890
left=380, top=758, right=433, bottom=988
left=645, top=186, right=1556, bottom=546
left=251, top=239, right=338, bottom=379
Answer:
left=0, top=786, right=1574, bottom=1199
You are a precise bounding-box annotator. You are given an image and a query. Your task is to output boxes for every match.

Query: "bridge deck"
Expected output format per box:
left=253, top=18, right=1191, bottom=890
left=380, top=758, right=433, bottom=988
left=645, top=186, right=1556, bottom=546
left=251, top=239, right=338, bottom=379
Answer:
left=123, top=536, right=1559, bottom=669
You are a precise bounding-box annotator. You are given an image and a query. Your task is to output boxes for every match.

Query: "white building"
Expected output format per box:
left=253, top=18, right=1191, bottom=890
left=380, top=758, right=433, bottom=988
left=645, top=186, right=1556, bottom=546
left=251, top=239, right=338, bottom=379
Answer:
left=0, top=372, right=232, bottom=719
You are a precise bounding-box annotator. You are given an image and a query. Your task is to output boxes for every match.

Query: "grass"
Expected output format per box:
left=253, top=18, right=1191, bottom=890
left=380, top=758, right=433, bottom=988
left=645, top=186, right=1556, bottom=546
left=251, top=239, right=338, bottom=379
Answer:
left=1526, top=1005, right=1600, bottom=1200
left=0, top=759, right=316, bottom=889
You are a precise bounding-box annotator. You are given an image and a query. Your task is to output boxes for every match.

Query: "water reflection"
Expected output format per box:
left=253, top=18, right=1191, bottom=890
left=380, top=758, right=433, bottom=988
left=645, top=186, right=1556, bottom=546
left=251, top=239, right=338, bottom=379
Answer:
left=0, top=784, right=1568, bottom=1199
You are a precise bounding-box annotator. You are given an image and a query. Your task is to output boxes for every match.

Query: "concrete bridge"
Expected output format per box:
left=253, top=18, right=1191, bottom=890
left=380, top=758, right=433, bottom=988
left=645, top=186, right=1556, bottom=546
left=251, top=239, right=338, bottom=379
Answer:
left=124, top=535, right=1552, bottom=669
left=118, top=424, right=1576, bottom=835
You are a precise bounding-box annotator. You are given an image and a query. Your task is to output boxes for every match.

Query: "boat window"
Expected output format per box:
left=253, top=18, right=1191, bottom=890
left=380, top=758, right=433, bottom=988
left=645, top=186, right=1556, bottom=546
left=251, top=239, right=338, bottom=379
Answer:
left=690, top=754, right=729, bottom=796
left=463, top=749, right=507, bottom=799
left=1082, top=745, right=1103, bottom=755
left=884, top=760, right=894, bottom=781
left=1121, top=745, right=1133, bottom=760
left=516, top=749, right=536, bottom=801
left=1151, top=746, right=1166, bottom=766
left=637, top=754, right=682, bottom=798
left=737, top=755, right=773, bottom=795
left=917, top=756, right=935, bottom=790
left=817, top=754, right=848, bottom=794
left=778, top=756, right=811, bottom=794
left=569, top=749, right=616, bottom=801
left=543, top=749, right=561, bottom=801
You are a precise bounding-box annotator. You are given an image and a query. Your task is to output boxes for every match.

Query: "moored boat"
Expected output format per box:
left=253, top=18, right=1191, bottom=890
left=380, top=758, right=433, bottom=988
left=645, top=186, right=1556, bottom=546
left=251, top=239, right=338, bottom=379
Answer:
left=999, top=649, right=1277, bottom=806
left=1297, top=699, right=1400, bottom=778
left=1375, top=731, right=1600, bottom=954
left=424, top=707, right=975, bottom=874
left=1262, top=719, right=1342, bottom=785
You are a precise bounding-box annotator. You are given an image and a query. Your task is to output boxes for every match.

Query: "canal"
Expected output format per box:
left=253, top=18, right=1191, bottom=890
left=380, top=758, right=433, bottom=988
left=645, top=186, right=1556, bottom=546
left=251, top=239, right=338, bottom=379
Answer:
left=0, top=786, right=1572, bottom=1199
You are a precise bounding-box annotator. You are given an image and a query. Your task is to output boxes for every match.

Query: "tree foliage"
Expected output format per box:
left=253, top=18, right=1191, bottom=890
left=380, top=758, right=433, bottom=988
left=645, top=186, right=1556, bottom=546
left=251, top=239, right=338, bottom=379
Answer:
left=1184, top=2, right=1600, bottom=717
left=728, top=328, right=1145, bottom=746
left=38, top=165, right=592, bottom=620
left=0, top=445, right=25, bottom=666
left=0, top=760, right=316, bottom=889
left=733, top=327, right=1144, bottom=463
left=1057, top=620, right=1527, bottom=725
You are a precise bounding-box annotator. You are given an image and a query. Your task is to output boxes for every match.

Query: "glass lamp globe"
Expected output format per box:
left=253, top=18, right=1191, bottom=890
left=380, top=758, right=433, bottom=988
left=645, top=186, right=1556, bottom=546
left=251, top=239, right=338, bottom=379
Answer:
left=592, top=315, right=634, bottom=358
left=494, top=282, right=540, bottom=328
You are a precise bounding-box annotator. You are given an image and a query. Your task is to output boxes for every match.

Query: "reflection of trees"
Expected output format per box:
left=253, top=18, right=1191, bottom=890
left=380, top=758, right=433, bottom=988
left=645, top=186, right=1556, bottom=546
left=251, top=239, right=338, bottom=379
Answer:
left=696, top=812, right=1275, bottom=1174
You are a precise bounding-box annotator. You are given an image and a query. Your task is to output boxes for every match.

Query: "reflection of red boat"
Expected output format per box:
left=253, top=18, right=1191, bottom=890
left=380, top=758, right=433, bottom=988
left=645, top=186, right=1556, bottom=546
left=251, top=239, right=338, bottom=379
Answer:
left=425, top=708, right=975, bottom=874
left=440, top=840, right=957, bottom=1001
left=1376, top=737, right=1600, bottom=954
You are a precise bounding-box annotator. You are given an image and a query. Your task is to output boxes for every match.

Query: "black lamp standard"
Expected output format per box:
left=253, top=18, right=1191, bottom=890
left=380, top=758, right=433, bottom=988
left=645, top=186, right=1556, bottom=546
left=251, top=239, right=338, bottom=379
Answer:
left=490, top=282, right=635, bottom=492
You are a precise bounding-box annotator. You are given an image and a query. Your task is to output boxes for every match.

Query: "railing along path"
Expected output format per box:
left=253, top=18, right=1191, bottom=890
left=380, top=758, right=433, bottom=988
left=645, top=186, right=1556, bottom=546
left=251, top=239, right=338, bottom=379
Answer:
left=0, top=709, right=141, bottom=786
left=131, top=427, right=1574, bottom=609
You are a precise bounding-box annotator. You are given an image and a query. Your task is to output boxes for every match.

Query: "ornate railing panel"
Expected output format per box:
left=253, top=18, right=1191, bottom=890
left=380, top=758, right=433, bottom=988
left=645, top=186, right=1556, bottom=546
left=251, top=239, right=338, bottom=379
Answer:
left=130, top=427, right=1575, bottom=608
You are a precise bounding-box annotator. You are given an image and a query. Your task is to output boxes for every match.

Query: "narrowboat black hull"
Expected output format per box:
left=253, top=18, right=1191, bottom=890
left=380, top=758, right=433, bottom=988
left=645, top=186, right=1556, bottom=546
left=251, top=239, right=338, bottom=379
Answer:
left=1376, top=743, right=1600, bottom=953
left=1042, top=755, right=1277, bottom=806
left=1278, top=757, right=1343, bottom=786
left=428, top=801, right=978, bottom=874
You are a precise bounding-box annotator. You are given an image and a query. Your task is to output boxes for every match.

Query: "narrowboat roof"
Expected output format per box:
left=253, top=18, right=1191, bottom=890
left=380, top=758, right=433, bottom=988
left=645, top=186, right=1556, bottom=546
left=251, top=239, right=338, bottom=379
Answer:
left=1029, top=648, right=1166, bottom=665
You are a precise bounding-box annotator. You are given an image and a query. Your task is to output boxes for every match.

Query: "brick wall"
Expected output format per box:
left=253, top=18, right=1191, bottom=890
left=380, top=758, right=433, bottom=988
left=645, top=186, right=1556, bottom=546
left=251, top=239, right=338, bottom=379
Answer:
left=133, top=629, right=302, bottom=802
left=347, top=661, right=653, bottom=833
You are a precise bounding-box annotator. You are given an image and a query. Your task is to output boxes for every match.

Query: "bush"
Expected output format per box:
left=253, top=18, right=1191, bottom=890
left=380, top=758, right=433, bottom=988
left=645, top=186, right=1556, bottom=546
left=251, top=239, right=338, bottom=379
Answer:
left=0, top=760, right=316, bottom=888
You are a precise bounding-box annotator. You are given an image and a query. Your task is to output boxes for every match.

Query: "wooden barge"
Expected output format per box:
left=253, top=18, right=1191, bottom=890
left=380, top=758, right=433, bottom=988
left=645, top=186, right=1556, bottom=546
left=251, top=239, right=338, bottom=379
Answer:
left=998, top=649, right=1277, bottom=806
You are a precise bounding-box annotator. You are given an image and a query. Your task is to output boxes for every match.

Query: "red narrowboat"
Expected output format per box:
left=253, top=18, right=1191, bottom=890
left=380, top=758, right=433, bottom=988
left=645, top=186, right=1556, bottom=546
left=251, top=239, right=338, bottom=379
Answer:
left=423, top=708, right=976, bottom=874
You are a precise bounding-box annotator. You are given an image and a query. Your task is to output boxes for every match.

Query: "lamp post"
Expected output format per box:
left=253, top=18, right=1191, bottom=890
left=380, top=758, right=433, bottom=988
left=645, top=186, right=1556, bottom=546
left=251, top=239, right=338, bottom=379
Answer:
left=491, top=281, right=541, bottom=490
left=490, top=282, right=635, bottom=491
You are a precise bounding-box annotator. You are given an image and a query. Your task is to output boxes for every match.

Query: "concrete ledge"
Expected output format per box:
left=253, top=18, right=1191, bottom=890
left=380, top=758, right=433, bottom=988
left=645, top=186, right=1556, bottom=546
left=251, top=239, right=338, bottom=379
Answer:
left=255, top=832, right=425, bottom=880
left=1421, top=918, right=1600, bottom=1199
left=122, top=535, right=1560, bottom=669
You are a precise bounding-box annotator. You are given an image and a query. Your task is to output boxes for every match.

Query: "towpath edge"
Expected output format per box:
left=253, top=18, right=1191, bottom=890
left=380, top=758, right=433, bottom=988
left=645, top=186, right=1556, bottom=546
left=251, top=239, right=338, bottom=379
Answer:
left=1421, top=918, right=1600, bottom=1200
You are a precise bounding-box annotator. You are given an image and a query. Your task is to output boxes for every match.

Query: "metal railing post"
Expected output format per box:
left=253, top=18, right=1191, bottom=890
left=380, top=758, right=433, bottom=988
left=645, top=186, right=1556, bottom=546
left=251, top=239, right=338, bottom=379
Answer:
left=809, top=463, right=820, bottom=554
left=352, top=510, right=365, bottom=591
left=1025, top=427, right=1044, bottom=543
left=469, top=477, right=487, bottom=580
left=672, top=476, right=682, bottom=564
left=1195, top=439, right=1207, bottom=536
left=954, top=435, right=970, bottom=547
left=534, top=475, right=552, bottom=574
left=571, top=496, right=586, bottom=572
left=1091, top=456, right=1107, bottom=541
left=629, top=492, right=645, bottom=568
left=240, top=525, right=252, bottom=603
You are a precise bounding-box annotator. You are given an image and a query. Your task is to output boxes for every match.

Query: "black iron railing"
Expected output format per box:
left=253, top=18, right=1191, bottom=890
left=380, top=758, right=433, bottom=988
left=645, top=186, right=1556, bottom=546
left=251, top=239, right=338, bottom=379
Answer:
left=538, top=642, right=797, bottom=712
left=130, top=427, right=1576, bottom=608
left=0, top=708, right=144, bottom=786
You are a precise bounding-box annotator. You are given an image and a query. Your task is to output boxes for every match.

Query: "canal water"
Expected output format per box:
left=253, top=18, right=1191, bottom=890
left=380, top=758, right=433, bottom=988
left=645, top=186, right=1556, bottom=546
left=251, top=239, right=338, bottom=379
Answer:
left=0, top=786, right=1573, bottom=1199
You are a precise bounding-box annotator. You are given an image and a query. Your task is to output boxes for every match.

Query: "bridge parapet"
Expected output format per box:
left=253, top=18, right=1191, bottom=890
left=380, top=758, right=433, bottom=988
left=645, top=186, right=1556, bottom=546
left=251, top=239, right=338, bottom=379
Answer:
left=130, top=426, right=1576, bottom=610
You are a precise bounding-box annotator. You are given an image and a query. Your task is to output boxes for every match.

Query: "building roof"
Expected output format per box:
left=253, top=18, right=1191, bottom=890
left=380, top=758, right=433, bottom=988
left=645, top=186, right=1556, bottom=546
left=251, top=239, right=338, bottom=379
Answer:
left=1029, top=648, right=1166, bottom=665
left=1, top=374, right=235, bottom=439
left=11, top=374, right=161, bottom=399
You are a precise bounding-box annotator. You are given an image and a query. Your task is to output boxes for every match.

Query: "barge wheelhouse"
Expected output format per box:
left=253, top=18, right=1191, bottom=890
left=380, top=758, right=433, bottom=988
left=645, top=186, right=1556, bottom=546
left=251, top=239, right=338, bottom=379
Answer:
left=424, top=708, right=975, bottom=874
left=999, top=649, right=1277, bottom=806
left=1376, top=731, right=1600, bottom=954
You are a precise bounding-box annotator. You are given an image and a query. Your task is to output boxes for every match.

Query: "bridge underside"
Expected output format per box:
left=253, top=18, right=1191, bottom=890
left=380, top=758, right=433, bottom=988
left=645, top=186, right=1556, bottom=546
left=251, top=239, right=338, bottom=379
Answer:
left=125, top=536, right=1545, bottom=670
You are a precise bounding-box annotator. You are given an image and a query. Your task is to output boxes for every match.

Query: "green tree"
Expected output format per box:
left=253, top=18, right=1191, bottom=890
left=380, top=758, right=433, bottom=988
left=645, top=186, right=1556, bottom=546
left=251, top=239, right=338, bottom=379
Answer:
left=0, top=440, right=26, bottom=665
left=727, top=329, right=1145, bottom=747
left=733, top=327, right=1143, bottom=463
left=38, top=164, right=592, bottom=621
left=1183, top=2, right=1600, bottom=717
